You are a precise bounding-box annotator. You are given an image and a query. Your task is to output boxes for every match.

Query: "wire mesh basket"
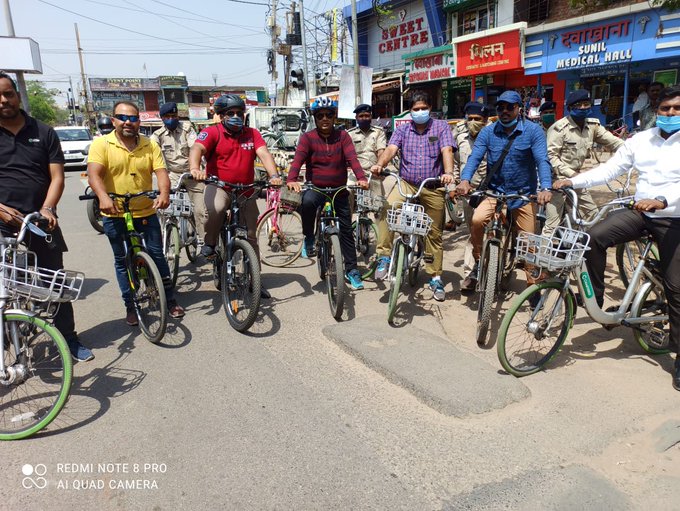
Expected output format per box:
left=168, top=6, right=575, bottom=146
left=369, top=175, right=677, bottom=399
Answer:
left=355, top=188, right=387, bottom=214
left=1, top=248, right=85, bottom=303
left=279, top=187, right=302, bottom=207
left=160, top=191, right=193, bottom=217
left=515, top=226, right=590, bottom=272
left=386, top=203, right=433, bottom=236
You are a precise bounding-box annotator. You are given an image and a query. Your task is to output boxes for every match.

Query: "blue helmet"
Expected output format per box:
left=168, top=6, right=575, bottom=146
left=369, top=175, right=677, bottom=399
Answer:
left=311, top=97, right=338, bottom=113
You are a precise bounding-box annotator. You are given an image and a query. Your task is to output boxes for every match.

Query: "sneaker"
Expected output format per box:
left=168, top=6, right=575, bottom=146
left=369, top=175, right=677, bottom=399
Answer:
left=461, top=263, right=479, bottom=291
left=68, top=339, right=94, bottom=362
left=429, top=278, right=445, bottom=302
left=126, top=307, right=139, bottom=326
left=301, top=237, right=316, bottom=258
left=201, top=244, right=216, bottom=259
left=375, top=256, right=390, bottom=280
left=346, top=269, right=364, bottom=290
left=168, top=301, right=185, bottom=318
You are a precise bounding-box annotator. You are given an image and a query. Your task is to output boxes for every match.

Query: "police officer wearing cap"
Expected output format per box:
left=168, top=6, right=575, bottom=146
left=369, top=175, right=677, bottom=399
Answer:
left=539, top=101, right=557, bottom=132
left=347, top=103, right=389, bottom=204
left=151, top=102, right=207, bottom=242
left=543, top=89, right=624, bottom=235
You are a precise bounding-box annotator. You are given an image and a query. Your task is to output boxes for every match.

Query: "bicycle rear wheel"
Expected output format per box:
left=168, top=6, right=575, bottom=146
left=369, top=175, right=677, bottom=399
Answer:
left=387, top=243, right=405, bottom=324
left=222, top=239, right=261, bottom=332
left=0, top=312, right=73, bottom=440
left=632, top=279, right=671, bottom=354
left=256, top=208, right=304, bottom=267
left=184, top=217, right=199, bottom=263
left=325, top=234, right=346, bottom=320
left=497, top=282, right=574, bottom=377
left=476, top=243, right=499, bottom=346
left=616, top=241, right=659, bottom=290
left=131, top=251, right=167, bottom=344
left=163, top=222, right=180, bottom=288
left=352, top=217, right=378, bottom=279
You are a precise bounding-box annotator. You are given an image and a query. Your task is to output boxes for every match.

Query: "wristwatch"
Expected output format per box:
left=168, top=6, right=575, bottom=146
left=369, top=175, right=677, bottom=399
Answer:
left=654, top=196, right=668, bottom=208
left=41, top=206, right=58, bottom=217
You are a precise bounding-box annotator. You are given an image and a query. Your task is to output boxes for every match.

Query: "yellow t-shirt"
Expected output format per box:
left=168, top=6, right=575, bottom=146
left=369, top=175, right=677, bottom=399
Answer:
left=88, top=131, right=166, bottom=218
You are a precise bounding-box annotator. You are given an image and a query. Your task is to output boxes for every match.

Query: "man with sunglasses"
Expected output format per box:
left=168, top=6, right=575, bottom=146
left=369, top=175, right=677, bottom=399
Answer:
left=189, top=94, right=281, bottom=299
left=456, top=90, right=553, bottom=294
left=543, top=89, right=623, bottom=236
left=286, top=97, right=369, bottom=291
left=88, top=101, right=185, bottom=325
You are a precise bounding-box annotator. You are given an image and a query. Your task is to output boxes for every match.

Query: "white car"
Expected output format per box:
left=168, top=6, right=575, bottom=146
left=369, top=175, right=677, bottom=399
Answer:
left=54, top=126, right=92, bottom=169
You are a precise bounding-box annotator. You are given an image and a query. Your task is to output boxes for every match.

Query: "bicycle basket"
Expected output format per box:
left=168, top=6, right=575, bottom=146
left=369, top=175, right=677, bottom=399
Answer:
left=160, top=191, right=193, bottom=218
left=386, top=203, right=433, bottom=236
left=515, top=227, right=590, bottom=272
left=355, top=188, right=387, bottom=214
left=279, top=187, right=302, bottom=207
left=1, top=248, right=85, bottom=303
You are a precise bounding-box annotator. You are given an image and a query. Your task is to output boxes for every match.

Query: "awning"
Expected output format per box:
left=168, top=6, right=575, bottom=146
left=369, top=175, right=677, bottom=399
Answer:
left=372, top=79, right=401, bottom=92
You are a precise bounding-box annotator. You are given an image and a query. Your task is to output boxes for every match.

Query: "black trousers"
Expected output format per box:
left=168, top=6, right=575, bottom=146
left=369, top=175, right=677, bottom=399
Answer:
left=299, top=189, right=357, bottom=272
left=586, top=209, right=680, bottom=356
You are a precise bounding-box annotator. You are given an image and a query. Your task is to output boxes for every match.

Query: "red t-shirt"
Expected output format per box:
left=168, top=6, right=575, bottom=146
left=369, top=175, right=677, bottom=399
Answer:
left=195, top=125, right=265, bottom=184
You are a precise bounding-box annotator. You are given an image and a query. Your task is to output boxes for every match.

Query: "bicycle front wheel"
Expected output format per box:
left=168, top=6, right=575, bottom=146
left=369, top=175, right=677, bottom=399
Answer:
left=256, top=208, right=304, bottom=267
left=497, top=282, right=574, bottom=377
left=164, top=222, right=180, bottom=288
left=131, top=251, right=168, bottom=344
left=184, top=217, right=199, bottom=263
left=632, top=279, right=671, bottom=354
left=387, top=243, right=406, bottom=324
left=86, top=196, right=104, bottom=234
left=0, top=313, right=73, bottom=440
left=407, top=238, right=423, bottom=287
left=476, top=243, right=499, bottom=346
left=352, top=218, right=378, bottom=279
left=325, top=234, right=346, bottom=320
left=222, top=239, right=261, bottom=332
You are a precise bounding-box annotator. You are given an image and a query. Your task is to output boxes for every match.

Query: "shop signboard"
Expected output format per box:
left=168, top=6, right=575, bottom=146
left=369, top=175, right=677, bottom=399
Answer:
left=140, top=111, right=161, bottom=122
left=452, top=26, right=524, bottom=78
left=405, top=47, right=455, bottom=85
left=188, top=106, right=209, bottom=121
left=89, top=77, right=160, bottom=91
left=392, top=111, right=412, bottom=131
left=159, top=75, right=188, bottom=88
left=445, top=75, right=493, bottom=91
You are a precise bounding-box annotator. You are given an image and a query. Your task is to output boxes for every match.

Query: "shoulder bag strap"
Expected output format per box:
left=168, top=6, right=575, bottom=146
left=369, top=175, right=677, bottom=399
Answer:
left=477, top=130, right=519, bottom=191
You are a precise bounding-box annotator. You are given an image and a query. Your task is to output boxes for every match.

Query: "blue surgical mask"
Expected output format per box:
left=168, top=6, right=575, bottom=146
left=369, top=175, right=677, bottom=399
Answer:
left=411, top=109, right=430, bottom=125
left=163, top=118, right=179, bottom=130
left=357, top=119, right=372, bottom=130
left=223, top=116, right=244, bottom=132
left=569, top=108, right=592, bottom=120
left=656, top=115, right=680, bottom=134
left=499, top=117, right=518, bottom=128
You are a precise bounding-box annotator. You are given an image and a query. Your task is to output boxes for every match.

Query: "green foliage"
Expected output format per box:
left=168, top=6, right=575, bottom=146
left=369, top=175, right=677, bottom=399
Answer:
left=26, top=81, right=63, bottom=126
left=652, top=0, right=680, bottom=9
left=571, top=0, right=680, bottom=12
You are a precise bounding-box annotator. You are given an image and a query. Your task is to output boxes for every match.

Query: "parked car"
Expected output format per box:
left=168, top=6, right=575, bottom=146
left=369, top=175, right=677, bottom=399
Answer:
left=54, top=126, right=92, bottom=170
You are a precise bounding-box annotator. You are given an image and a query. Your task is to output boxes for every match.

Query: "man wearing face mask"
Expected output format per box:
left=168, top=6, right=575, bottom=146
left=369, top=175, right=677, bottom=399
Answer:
left=553, top=85, right=680, bottom=391
left=539, top=101, right=557, bottom=132
left=189, top=94, right=281, bottom=299
left=543, top=89, right=623, bottom=236
left=639, top=81, right=665, bottom=130
left=451, top=101, right=491, bottom=290
left=347, top=104, right=388, bottom=195
left=151, top=102, right=207, bottom=242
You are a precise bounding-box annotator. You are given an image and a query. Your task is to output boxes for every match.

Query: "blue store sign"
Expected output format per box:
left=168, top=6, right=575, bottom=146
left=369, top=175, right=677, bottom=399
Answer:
left=524, top=9, right=680, bottom=75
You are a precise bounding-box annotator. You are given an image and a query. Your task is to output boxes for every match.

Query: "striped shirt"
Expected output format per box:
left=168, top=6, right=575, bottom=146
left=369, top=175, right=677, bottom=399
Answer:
left=388, top=119, right=454, bottom=185
left=288, top=129, right=366, bottom=187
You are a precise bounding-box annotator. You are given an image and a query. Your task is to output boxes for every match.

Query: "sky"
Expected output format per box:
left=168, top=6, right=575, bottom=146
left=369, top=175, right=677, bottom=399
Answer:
left=1, top=0, right=346, bottom=103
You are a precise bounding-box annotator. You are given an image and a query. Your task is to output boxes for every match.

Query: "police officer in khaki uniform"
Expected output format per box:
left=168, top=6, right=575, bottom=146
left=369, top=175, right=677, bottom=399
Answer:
left=543, top=90, right=624, bottom=235
left=347, top=103, right=388, bottom=189
left=451, top=101, right=491, bottom=290
left=151, top=102, right=207, bottom=240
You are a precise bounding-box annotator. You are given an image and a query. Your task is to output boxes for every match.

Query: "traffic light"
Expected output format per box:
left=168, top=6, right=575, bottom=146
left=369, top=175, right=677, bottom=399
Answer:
left=291, top=68, right=305, bottom=90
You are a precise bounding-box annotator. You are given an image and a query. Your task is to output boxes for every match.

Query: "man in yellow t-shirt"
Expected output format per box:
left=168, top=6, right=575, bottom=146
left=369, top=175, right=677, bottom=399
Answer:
left=88, top=101, right=185, bottom=325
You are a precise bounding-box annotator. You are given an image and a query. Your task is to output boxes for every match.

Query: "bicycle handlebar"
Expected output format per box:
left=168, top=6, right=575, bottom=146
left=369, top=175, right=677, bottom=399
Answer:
left=468, top=189, right=535, bottom=203
left=552, top=187, right=635, bottom=228
left=381, top=170, right=442, bottom=201
left=0, top=211, right=50, bottom=246
left=78, top=190, right=158, bottom=202
left=204, top=175, right=269, bottom=191
left=171, top=172, right=194, bottom=193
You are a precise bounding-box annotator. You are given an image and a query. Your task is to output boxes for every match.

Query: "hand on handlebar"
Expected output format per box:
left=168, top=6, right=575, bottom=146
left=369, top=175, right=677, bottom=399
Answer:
left=39, top=208, right=58, bottom=230
left=536, top=189, right=553, bottom=205
left=370, top=164, right=384, bottom=177
left=98, top=195, right=119, bottom=215
left=454, top=180, right=472, bottom=197
left=153, top=193, right=170, bottom=210
left=357, top=179, right=369, bottom=190
left=0, top=203, right=23, bottom=227
left=634, top=198, right=666, bottom=213
left=552, top=179, right=573, bottom=189
left=287, top=181, right=302, bottom=193
left=190, top=168, right=207, bottom=181
left=441, top=174, right=454, bottom=186
left=269, top=175, right=283, bottom=187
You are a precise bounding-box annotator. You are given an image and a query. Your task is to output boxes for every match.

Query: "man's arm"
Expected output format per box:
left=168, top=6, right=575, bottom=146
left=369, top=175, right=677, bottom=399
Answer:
left=151, top=143, right=170, bottom=209
left=87, top=161, right=117, bottom=215
left=286, top=133, right=310, bottom=192
left=530, top=125, right=553, bottom=191
left=460, top=127, right=489, bottom=182
left=567, top=139, right=635, bottom=189
left=255, top=145, right=283, bottom=185
left=375, top=129, right=387, bottom=162
left=593, top=123, right=624, bottom=152
left=189, top=143, right=207, bottom=180
left=341, top=131, right=367, bottom=184
left=41, top=163, right=65, bottom=229
left=546, top=125, right=572, bottom=177
left=440, top=146, right=454, bottom=185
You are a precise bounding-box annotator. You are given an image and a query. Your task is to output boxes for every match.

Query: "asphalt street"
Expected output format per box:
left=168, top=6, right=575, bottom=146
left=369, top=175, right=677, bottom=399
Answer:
left=2, top=172, right=680, bottom=510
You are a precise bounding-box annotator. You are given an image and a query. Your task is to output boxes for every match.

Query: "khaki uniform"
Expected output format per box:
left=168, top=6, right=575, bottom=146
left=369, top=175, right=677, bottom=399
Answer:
left=543, top=116, right=624, bottom=235
left=151, top=123, right=207, bottom=239
left=347, top=125, right=394, bottom=213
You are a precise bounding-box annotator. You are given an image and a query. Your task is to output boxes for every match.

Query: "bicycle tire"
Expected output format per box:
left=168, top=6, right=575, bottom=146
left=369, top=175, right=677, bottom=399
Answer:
left=352, top=218, right=378, bottom=279
left=476, top=243, right=499, bottom=346
left=326, top=234, right=346, bottom=320
left=131, top=251, right=167, bottom=344
left=387, top=243, right=405, bottom=324
left=262, top=132, right=284, bottom=150
left=213, top=232, right=226, bottom=291
left=632, top=279, right=671, bottom=354
left=222, top=239, right=261, bottom=332
left=497, top=282, right=574, bottom=377
left=256, top=208, right=304, bottom=267
left=616, top=241, right=659, bottom=290
left=164, top=222, right=180, bottom=288
left=407, top=238, right=423, bottom=287
left=184, top=217, right=198, bottom=263
left=0, top=312, right=73, bottom=440
left=86, top=195, right=104, bottom=234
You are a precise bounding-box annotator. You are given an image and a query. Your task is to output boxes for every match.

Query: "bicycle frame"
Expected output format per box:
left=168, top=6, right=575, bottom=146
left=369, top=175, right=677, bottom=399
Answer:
left=476, top=199, right=513, bottom=293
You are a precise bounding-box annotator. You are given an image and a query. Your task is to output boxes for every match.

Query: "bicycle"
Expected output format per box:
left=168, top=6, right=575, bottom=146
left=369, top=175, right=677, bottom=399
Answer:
left=468, top=190, right=535, bottom=346
left=301, top=183, right=348, bottom=320
left=255, top=182, right=304, bottom=267
left=0, top=212, right=84, bottom=440
left=83, top=185, right=104, bottom=234
left=260, top=109, right=308, bottom=150
left=204, top=176, right=265, bottom=332
left=79, top=191, right=168, bottom=343
left=352, top=186, right=385, bottom=280
left=158, top=173, right=200, bottom=288
left=497, top=188, right=670, bottom=377
left=384, top=173, right=440, bottom=324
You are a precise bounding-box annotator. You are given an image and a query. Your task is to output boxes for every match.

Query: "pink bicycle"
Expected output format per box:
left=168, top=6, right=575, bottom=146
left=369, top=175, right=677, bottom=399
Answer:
left=255, top=185, right=304, bottom=267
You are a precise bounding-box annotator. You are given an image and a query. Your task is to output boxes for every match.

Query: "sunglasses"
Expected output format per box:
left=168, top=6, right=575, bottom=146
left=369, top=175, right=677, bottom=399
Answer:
left=495, top=103, right=517, bottom=112
left=114, top=114, right=140, bottom=123
left=314, top=112, right=334, bottom=120
left=222, top=110, right=244, bottom=117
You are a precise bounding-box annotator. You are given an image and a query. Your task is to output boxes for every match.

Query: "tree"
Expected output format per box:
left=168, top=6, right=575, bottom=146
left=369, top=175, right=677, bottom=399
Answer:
left=26, top=81, right=66, bottom=126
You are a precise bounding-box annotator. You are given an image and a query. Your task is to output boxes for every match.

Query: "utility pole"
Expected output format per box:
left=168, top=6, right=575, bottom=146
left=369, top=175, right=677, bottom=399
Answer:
left=68, top=75, right=78, bottom=125
left=299, top=0, right=311, bottom=103
left=351, top=0, right=361, bottom=105
left=270, top=0, right=278, bottom=88
left=2, top=0, right=31, bottom=115
left=74, top=23, right=92, bottom=129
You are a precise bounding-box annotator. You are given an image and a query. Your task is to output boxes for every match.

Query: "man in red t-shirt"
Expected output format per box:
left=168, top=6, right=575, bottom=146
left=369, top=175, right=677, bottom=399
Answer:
left=189, top=94, right=281, bottom=297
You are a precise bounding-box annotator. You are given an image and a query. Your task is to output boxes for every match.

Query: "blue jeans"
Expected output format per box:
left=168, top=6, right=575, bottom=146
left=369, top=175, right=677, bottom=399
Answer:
left=102, top=214, right=174, bottom=308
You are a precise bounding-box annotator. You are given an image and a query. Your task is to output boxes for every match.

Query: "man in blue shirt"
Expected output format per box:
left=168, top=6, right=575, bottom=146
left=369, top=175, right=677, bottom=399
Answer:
left=456, top=90, right=552, bottom=290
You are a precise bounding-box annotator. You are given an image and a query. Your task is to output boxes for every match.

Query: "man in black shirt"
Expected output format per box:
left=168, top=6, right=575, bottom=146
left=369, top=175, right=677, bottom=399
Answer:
left=0, top=72, right=93, bottom=361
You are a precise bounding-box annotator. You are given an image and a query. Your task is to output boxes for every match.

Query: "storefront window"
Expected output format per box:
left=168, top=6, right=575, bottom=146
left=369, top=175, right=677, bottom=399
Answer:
left=459, top=5, right=494, bottom=35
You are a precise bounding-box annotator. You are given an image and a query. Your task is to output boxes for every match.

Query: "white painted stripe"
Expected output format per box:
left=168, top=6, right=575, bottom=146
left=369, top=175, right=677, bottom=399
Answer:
left=657, top=41, right=680, bottom=49
left=525, top=50, right=543, bottom=59
left=524, top=62, right=542, bottom=69
left=525, top=39, right=543, bottom=47
left=661, top=13, right=680, bottom=21
left=660, top=27, right=680, bottom=35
